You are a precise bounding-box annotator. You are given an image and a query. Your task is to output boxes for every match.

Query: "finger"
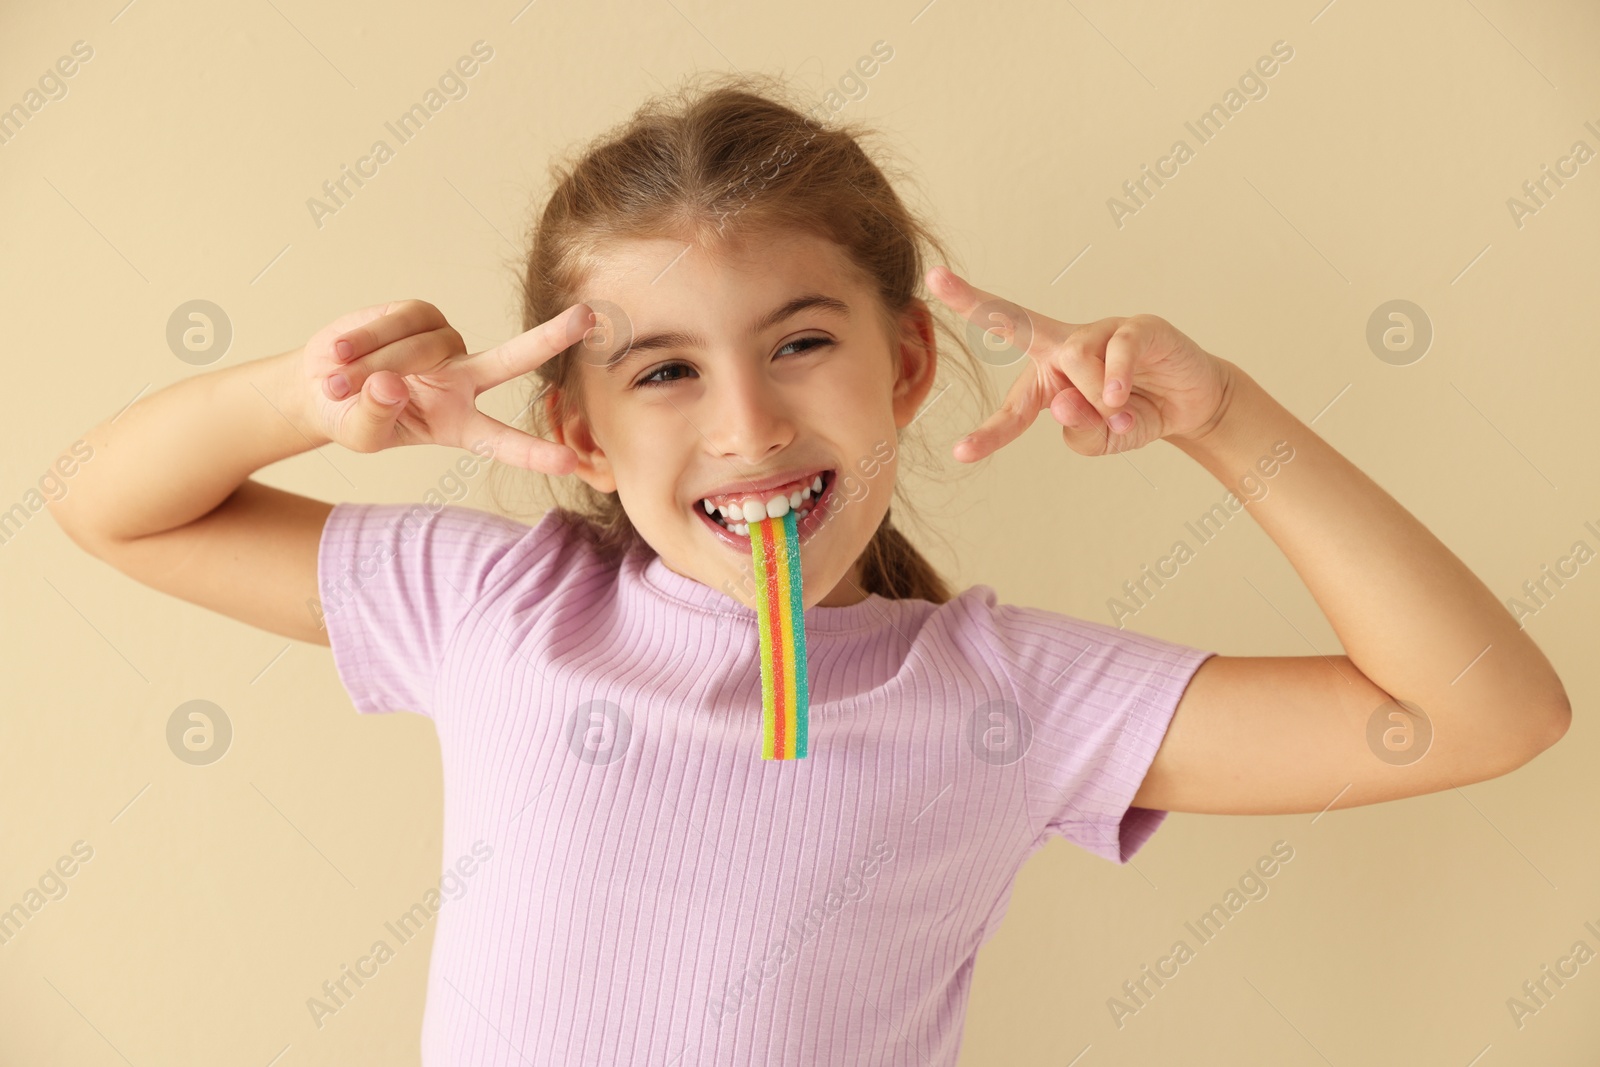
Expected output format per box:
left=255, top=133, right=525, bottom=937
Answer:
left=341, top=370, right=410, bottom=452
left=1100, top=319, right=1144, bottom=412
left=457, top=408, right=580, bottom=475
left=925, top=266, right=1071, bottom=356
left=1053, top=317, right=1123, bottom=424
left=1052, top=382, right=1150, bottom=456
left=330, top=299, right=448, bottom=364
left=326, top=325, right=465, bottom=400
left=953, top=365, right=1049, bottom=463
left=1048, top=385, right=1099, bottom=429
left=1049, top=384, right=1115, bottom=454
left=460, top=303, right=597, bottom=393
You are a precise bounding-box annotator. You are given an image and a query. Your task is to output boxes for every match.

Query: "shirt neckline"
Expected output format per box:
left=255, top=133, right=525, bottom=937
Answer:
left=635, top=550, right=900, bottom=634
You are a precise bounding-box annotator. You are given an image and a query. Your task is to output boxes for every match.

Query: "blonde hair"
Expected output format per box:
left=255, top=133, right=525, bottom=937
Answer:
left=492, top=71, right=990, bottom=603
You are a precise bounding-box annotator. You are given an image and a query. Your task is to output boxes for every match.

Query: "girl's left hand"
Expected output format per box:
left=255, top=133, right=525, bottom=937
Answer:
left=926, top=267, right=1236, bottom=461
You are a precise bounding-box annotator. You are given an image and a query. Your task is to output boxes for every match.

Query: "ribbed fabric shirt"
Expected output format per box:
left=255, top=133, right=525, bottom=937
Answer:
left=317, top=501, right=1215, bottom=1066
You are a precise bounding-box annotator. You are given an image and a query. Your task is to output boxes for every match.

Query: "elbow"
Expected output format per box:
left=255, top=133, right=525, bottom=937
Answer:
left=46, top=500, right=116, bottom=562
left=1538, top=687, right=1572, bottom=753
left=45, top=497, right=86, bottom=548
left=1512, top=684, right=1571, bottom=768
left=1476, top=684, right=1571, bottom=780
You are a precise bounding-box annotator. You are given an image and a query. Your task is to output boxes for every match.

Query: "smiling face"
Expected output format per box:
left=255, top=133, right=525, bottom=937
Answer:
left=550, top=228, right=938, bottom=609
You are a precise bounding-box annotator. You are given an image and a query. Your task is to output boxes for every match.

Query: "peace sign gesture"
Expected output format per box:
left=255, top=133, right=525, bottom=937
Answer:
left=926, top=268, right=1236, bottom=461
left=291, top=299, right=597, bottom=473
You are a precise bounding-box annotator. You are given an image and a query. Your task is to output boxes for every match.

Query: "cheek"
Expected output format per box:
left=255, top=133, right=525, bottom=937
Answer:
left=604, top=411, right=699, bottom=511
left=809, top=344, right=896, bottom=416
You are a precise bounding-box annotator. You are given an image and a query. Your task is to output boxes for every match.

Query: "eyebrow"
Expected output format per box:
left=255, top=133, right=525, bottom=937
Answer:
left=603, top=293, right=851, bottom=371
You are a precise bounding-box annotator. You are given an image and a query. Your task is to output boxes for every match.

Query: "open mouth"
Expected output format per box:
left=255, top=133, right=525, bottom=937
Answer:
left=696, top=469, right=835, bottom=546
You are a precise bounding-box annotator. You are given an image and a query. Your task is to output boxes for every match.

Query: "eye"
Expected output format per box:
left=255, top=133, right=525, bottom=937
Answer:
left=777, top=336, right=834, bottom=358
left=633, top=335, right=838, bottom=390
left=635, top=361, right=696, bottom=389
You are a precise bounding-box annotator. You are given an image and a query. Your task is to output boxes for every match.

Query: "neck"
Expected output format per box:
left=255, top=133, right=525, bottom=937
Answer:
left=818, top=558, right=870, bottom=606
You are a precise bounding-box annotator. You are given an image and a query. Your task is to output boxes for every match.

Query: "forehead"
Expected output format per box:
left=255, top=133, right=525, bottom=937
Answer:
left=582, top=229, right=867, bottom=315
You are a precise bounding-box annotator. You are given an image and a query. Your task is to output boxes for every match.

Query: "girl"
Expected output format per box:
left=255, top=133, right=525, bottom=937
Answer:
left=50, top=73, right=1569, bottom=1065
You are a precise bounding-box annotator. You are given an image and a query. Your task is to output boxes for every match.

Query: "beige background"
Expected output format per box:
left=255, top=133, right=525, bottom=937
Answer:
left=4, top=0, right=1598, bottom=1063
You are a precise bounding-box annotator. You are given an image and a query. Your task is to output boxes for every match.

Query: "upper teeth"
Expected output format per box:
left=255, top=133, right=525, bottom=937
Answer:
left=703, top=475, right=825, bottom=528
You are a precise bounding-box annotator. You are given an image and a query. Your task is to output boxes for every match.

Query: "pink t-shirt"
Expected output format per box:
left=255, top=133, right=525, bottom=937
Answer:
left=317, top=501, right=1214, bottom=1065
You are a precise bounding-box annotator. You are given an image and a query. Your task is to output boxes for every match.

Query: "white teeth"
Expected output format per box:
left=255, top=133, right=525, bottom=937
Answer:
left=731, top=522, right=748, bottom=536
left=704, top=473, right=827, bottom=530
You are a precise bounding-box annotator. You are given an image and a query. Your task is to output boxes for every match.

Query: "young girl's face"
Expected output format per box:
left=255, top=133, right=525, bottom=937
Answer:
left=556, top=228, right=936, bottom=609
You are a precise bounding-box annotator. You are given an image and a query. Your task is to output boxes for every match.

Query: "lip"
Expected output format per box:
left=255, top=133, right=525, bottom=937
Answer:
left=696, top=469, right=836, bottom=552
left=696, top=466, right=830, bottom=507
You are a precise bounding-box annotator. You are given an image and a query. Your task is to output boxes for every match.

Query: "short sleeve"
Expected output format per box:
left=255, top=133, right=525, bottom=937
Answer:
left=984, top=600, right=1216, bottom=864
left=317, top=501, right=536, bottom=717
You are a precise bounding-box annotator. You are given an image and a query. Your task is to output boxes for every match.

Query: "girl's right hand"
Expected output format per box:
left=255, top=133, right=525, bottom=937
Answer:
left=295, top=299, right=597, bottom=473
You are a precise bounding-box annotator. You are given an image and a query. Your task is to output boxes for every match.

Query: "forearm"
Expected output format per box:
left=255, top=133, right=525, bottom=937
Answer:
left=1169, top=361, right=1569, bottom=744
left=49, top=348, right=329, bottom=545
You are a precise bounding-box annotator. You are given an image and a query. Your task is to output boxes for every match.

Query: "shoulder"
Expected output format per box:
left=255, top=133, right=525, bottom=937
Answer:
left=924, top=582, right=1212, bottom=691
left=314, top=502, right=633, bottom=719
left=318, top=501, right=620, bottom=616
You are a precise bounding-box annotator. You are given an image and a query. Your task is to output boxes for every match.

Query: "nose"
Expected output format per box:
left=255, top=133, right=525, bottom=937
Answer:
left=700, top=363, right=795, bottom=465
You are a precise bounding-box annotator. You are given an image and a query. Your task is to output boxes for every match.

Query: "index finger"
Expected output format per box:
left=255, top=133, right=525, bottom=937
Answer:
left=925, top=267, right=1072, bottom=359
left=460, top=303, right=597, bottom=392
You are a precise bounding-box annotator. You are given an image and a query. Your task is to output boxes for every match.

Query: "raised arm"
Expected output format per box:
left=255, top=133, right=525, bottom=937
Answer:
left=925, top=266, right=1569, bottom=816
left=47, top=299, right=595, bottom=648
left=47, top=347, right=337, bottom=645
left=1136, top=366, right=1569, bottom=813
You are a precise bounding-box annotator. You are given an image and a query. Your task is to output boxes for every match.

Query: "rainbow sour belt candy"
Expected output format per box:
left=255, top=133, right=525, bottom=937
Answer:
left=749, top=509, right=810, bottom=759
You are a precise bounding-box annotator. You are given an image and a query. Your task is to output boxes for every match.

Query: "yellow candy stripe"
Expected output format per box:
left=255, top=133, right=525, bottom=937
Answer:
left=749, top=512, right=808, bottom=759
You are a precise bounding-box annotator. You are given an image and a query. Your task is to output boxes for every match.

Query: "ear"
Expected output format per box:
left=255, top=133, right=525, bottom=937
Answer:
left=547, top=389, right=617, bottom=494
left=890, top=299, right=939, bottom=428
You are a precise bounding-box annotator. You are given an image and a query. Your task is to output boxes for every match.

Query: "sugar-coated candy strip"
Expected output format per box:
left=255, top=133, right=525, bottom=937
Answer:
left=750, top=510, right=809, bottom=759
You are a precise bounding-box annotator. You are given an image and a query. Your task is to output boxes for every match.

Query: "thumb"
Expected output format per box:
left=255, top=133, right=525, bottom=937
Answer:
left=342, top=370, right=409, bottom=452
left=1048, top=385, right=1115, bottom=455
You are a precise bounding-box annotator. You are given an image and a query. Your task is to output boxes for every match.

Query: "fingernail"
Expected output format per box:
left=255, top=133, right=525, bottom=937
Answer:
left=335, top=339, right=353, bottom=361
left=327, top=374, right=349, bottom=399
left=1109, top=411, right=1133, bottom=432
